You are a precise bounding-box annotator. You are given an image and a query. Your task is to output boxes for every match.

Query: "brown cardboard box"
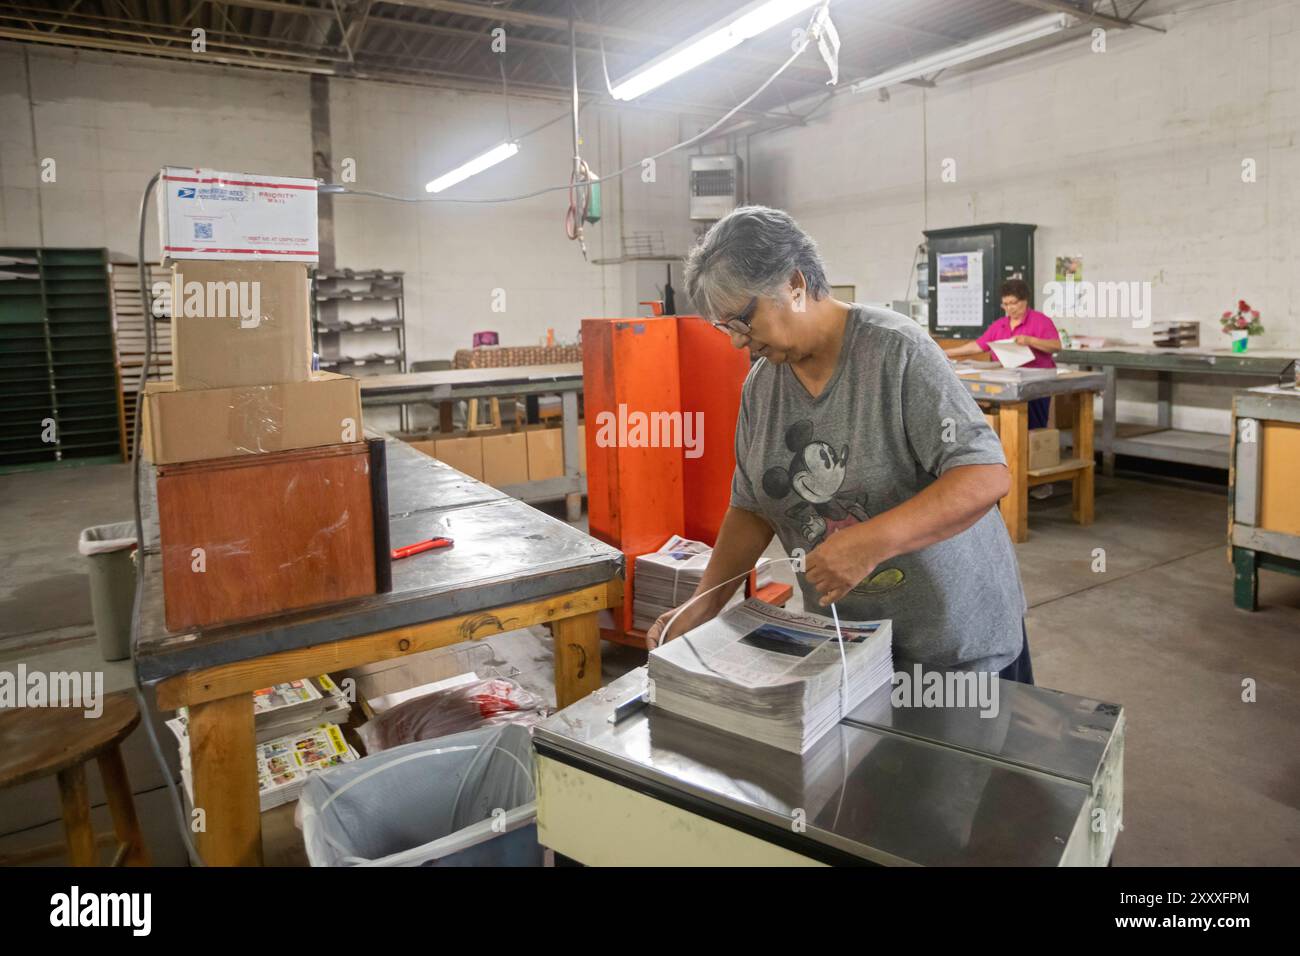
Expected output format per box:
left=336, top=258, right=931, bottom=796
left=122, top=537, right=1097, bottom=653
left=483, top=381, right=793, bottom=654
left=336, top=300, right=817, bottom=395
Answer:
left=171, top=260, right=312, bottom=389
left=526, top=426, right=563, bottom=481
left=407, top=439, right=438, bottom=458
left=141, top=372, right=362, bottom=465
left=1028, top=428, right=1061, bottom=471
left=434, top=436, right=483, bottom=479
left=482, top=432, right=528, bottom=487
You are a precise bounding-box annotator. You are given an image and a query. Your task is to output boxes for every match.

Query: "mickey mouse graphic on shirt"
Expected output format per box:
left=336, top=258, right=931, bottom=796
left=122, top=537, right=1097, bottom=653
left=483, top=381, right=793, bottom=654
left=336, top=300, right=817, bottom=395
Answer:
left=761, top=420, right=905, bottom=595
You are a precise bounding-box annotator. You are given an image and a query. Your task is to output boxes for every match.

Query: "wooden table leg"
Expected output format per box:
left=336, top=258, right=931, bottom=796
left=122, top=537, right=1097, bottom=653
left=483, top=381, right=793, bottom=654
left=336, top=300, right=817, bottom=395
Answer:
left=188, top=693, right=262, bottom=866
left=998, top=402, right=1029, bottom=543
left=57, top=762, right=96, bottom=866
left=552, top=611, right=602, bottom=709
left=97, top=744, right=151, bottom=865
left=1075, top=391, right=1096, bottom=526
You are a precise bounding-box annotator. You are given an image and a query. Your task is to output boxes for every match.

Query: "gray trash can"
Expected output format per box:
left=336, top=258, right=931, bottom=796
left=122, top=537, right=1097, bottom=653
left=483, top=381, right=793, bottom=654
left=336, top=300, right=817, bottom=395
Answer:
left=78, top=522, right=138, bottom=662
left=299, top=723, right=542, bottom=867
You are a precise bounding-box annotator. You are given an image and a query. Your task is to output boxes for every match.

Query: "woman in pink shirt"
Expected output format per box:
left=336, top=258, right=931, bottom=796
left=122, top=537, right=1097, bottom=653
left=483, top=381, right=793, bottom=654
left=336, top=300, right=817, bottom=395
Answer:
left=945, top=279, right=1061, bottom=429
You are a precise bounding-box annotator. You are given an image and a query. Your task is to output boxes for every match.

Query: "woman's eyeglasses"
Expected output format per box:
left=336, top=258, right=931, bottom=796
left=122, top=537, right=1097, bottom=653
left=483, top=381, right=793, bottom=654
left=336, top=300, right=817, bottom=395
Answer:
left=711, top=296, right=758, bottom=335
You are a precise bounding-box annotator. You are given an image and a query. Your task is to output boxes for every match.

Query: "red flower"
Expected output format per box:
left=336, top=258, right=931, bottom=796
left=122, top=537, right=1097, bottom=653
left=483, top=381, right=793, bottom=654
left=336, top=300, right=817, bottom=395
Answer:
left=1251, top=310, right=1260, bottom=319
left=1236, top=316, right=1248, bottom=329
left=1238, top=300, right=1249, bottom=311
left=1222, top=311, right=1232, bottom=319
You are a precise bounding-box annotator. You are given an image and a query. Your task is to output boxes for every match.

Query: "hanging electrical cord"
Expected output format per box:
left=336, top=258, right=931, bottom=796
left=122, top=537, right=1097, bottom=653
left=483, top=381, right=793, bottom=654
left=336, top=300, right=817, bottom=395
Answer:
left=130, top=170, right=205, bottom=867
left=325, top=2, right=826, bottom=208
left=564, top=3, right=594, bottom=258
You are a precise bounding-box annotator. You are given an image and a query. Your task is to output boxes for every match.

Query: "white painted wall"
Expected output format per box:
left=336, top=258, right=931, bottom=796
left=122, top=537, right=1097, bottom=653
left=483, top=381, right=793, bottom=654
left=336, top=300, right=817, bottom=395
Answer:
left=745, top=0, right=1300, bottom=434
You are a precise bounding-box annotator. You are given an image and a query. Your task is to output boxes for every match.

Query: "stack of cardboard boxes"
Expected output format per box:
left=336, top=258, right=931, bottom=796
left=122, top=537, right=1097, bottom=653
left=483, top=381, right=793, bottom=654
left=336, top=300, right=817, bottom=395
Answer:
left=144, top=167, right=383, bottom=632
left=407, top=423, right=584, bottom=488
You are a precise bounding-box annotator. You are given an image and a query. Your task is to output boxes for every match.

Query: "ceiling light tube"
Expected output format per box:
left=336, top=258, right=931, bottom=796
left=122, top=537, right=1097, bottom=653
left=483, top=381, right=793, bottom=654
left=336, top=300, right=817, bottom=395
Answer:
left=850, top=12, right=1076, bottom=95
left=425, top=141, right=520, bottom=193
left=609, top=0, right=823, bottom=101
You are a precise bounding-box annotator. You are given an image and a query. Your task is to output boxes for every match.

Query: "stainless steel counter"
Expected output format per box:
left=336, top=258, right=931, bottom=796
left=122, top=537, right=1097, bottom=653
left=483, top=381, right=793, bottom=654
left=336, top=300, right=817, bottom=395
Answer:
left=533, top=667, right=1124, bottom=866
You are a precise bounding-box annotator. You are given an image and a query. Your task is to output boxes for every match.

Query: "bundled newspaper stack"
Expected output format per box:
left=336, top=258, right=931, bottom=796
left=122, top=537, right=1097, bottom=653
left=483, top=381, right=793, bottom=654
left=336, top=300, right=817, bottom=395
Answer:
left=632, top=534, right=775, bottom=632
left=251, top=674, right=351, bottom=743
left=648, top=599, right=893, bottom=754
left=167, top=675, right=359, bottom=812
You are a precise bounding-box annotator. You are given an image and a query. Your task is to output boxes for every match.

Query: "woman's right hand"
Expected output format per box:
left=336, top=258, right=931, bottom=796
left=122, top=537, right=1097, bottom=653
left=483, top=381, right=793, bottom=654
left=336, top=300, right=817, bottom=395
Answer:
left=645, top=602, right=709, bottom=651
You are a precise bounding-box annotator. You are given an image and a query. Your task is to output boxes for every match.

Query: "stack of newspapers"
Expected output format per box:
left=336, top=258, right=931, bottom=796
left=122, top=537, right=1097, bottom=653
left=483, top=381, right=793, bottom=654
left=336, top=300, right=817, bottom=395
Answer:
left=632, top=534, right=774, bottom=631
left=648, top=599, right=893, bottom=753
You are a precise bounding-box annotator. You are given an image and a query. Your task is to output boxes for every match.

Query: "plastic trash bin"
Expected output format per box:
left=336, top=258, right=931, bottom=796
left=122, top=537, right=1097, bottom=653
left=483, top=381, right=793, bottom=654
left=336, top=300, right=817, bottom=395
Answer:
left=78, top=522, right=138, bottom=662
left=299, top=723, right=543, bottom=867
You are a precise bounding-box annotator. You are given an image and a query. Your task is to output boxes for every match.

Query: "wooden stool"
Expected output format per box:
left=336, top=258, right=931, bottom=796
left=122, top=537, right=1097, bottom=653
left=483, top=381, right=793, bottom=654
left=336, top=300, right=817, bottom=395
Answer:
left=0, top=691, right=151, bottom=866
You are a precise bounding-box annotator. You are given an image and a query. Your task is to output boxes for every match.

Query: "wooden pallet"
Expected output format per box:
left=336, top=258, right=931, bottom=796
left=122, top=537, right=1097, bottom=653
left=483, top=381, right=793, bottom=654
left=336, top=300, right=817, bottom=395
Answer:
left=109, top=262, right=172, bottom=459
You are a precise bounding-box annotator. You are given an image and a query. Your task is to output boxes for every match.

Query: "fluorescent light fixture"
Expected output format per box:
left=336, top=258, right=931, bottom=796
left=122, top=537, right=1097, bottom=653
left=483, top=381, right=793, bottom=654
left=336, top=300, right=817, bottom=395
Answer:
left=609, top=0, right=823, bottom=101
left=425, top=141, right=519, bottom=193
left=850, top=12, right=1076, bottom=95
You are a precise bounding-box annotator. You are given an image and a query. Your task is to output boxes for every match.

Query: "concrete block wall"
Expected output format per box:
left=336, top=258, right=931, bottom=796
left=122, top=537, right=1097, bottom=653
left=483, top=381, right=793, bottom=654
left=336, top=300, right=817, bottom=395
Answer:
left=746, top=0, right=1300, bottom=434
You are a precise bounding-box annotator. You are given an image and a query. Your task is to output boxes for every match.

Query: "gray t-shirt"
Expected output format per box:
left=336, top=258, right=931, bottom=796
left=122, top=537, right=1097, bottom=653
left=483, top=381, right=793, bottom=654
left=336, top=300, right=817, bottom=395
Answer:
left=730, top=305, right=1027, bottom=671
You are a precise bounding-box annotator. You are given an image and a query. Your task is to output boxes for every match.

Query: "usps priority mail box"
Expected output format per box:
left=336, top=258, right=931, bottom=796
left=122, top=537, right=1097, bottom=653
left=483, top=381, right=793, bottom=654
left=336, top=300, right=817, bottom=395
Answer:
left=159, top=166, right=318, bottom=263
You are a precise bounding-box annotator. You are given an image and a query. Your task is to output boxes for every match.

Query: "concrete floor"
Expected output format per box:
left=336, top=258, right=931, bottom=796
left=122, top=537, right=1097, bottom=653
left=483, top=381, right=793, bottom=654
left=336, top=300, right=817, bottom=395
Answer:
left=1, top=462, right=1297, bottom=865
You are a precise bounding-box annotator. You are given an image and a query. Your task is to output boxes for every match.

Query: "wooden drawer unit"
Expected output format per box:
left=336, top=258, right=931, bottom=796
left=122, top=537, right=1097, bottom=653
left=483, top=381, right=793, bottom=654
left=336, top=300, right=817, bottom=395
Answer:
left=156, top=440, right=389, bottom=631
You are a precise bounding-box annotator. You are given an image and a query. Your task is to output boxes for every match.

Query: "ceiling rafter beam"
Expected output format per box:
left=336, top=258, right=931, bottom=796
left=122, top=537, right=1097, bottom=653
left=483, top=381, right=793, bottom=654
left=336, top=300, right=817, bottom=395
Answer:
left=1006, top=0, right=1165, bottom=33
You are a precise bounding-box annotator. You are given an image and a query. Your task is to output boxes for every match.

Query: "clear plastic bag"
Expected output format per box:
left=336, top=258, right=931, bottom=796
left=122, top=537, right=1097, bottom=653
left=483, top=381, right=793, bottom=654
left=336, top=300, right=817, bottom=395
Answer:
left=299, top=723, right=541, bottom=866
left=358, top=676, right=546, bottom=753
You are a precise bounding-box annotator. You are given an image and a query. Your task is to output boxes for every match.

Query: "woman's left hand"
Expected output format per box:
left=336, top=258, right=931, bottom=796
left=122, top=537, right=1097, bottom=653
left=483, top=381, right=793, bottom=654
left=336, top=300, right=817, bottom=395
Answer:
left=1014, top=335, right=1031, bottom=346
left=804, top=523, right=889, bottom=606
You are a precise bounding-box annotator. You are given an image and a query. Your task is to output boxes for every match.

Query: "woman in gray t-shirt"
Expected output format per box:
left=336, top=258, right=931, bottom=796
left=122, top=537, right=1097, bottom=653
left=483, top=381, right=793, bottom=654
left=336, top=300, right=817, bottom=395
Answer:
left=647, top=206, right=1032, bottom=681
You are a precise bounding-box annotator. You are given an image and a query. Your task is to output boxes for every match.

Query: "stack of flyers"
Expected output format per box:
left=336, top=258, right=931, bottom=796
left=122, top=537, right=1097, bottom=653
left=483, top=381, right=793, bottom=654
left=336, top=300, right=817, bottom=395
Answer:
left=252, top=675, right=352, bottom=743
left=168, top=718, right=359, bottom=812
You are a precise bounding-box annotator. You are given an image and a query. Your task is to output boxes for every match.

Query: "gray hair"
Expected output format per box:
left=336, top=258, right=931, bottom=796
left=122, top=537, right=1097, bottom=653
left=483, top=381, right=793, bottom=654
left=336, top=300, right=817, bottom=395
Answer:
left=683, top=205, right=830, bottom=322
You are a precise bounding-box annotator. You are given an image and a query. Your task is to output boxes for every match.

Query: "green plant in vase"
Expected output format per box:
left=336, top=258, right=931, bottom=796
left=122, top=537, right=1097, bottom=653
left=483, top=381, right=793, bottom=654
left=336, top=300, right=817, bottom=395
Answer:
left=1221, top=300, right=1263, bottom=353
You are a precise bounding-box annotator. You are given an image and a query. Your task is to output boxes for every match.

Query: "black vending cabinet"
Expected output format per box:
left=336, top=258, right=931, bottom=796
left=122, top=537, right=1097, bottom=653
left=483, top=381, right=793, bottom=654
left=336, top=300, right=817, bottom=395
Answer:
left=923, top=223, right=1036, bottom=340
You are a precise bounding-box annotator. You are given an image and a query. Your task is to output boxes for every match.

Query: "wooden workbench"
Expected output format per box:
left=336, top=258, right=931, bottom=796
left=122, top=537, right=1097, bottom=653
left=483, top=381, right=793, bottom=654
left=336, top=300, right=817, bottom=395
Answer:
left=959, top=369, right=1104, bottom=543
left=1229, top=384, right=1300, bottom=609
left=133, top=435, right=623, bottom=866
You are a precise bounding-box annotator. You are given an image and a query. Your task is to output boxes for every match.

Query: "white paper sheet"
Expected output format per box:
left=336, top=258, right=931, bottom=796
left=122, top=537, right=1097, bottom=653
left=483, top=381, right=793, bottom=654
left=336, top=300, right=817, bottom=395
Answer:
left=988, top=338, right=1035, bottom=368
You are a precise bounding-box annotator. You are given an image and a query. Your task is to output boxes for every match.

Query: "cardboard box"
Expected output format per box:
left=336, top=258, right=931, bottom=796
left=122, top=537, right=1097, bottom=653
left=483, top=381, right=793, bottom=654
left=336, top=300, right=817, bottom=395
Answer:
left=482, top=432, right=528, bottom=487
left=434, top=437, right=483, bottom=480
left=407, top=439, right=438, bottom=458
left=526, top=427, right=563, bottom=481
left=159, top=166, right=318, bottom=263
left=141, top=372, right=362, bottom=465
left=1028, top=428, right=1061, bottom=471
left=171, top=260, right=312, bottom=389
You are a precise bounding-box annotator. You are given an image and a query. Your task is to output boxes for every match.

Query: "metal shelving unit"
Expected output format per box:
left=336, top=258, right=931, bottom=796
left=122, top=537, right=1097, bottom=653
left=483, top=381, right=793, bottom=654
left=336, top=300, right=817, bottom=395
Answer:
left=0, top=248, right=123, bottom=472
left=312, top=268, right=408, bottom=429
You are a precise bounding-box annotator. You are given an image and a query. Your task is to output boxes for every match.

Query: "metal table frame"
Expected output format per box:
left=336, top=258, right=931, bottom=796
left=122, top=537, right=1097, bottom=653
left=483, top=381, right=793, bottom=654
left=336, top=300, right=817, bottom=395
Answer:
left=1059, top=348, right=1297, bottom=475
left=134, top=436, right=622, bottom=866
left=360, top=364, right=585, bottom=521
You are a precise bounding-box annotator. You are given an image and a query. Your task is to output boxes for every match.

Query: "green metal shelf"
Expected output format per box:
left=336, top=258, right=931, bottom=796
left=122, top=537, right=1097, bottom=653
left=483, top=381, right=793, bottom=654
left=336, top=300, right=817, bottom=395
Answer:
left=0, top=247, right=123, bottom=473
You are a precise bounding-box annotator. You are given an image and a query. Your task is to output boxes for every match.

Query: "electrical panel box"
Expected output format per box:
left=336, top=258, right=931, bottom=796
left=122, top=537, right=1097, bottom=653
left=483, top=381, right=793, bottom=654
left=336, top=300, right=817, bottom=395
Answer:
left=689, top=155, right=743, bottom=221
left=923, top=223, right=1036, bottom=340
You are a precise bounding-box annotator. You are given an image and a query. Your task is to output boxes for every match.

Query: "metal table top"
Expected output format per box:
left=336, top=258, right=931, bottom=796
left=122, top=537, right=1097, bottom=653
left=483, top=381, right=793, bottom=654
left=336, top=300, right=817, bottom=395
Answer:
left=1060, top=347, right=1296, bottom=378
left=360, top=364, right=583, bottom=406
left=533, top=667, right=1124, bottom=866
left=133, top=436, right=622, bottom=684
left=960, top=369, right=1105, bottom=403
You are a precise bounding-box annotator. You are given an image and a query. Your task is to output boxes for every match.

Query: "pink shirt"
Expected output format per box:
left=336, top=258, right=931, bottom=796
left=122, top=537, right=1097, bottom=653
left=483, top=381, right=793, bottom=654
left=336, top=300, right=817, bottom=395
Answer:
left=977, top=309, right=1060, bottom=368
